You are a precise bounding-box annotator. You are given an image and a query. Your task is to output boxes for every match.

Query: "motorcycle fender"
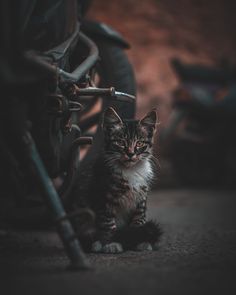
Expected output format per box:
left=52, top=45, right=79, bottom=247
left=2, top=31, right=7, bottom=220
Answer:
left=81, top=20, right=130, bottom=49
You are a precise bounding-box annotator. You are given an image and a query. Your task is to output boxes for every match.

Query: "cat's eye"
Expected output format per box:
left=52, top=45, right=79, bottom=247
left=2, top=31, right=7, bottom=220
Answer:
left=136, top=141, right=145, bottom=148
left=114, top=140, right=125, bottom=147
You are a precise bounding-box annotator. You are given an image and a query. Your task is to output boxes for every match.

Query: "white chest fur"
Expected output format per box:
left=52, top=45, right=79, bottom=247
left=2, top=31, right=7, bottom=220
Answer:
left=121, top=160, right=153, bottom=196
left=115, top=160, right=153, bottom=229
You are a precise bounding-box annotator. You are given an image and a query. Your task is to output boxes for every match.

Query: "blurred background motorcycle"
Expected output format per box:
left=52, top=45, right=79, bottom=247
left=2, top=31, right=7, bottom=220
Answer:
left=160, top=58, right=236, bottom=187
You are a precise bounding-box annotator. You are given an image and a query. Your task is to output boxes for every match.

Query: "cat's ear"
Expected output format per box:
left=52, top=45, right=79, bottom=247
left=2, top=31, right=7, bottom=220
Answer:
left=139, top=109, right=157, bottom=130
left=102, top=107, right=123, bottom=130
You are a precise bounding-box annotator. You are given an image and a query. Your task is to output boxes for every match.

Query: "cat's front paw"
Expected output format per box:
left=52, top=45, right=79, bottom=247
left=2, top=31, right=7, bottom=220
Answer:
left=152, top=242, right=160, bottom=251
left=135, top=242, right=153, bottom=251
left=102, top=242, right=123, bottom=254
left=91, top=241, right=103, bottom=253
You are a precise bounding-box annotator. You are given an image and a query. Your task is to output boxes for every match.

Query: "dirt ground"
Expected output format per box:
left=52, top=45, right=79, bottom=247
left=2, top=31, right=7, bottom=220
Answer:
left=89, top=0, right=236, bottom=122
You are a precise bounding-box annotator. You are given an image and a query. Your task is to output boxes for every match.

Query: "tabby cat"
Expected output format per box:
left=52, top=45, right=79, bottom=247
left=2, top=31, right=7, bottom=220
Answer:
left=76, top=107, right=162, bottom=253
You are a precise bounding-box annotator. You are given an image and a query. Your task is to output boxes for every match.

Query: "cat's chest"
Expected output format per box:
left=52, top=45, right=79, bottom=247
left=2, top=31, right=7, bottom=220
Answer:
left=121, top=161, right=152, bottom=199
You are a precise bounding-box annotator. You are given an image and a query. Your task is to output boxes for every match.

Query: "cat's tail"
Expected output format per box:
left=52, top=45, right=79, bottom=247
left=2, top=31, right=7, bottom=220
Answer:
left=114, top=220, right=163, bottom=250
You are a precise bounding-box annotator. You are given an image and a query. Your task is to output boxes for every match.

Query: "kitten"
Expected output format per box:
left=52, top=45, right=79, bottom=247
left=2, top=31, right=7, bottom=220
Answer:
left=76, top=107, right=162, bottom=253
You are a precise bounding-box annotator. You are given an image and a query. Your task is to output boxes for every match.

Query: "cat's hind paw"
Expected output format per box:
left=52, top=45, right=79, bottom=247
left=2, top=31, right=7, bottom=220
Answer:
left=152, top=242, right=160, bottom=251
left=91, top=241, right=103, bottom=253
left=102, top=242, right=123, bottom=254
left=135, top=242, right=153, bottom=251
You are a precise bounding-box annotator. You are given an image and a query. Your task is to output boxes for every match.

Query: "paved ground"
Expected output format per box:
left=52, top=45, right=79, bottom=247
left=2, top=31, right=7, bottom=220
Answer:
left=1, top=189, right=236, bottom=295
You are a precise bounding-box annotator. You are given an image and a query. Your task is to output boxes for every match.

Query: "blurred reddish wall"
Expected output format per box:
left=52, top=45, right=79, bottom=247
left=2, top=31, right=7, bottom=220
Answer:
left=88, top=0, right=236, bottom=124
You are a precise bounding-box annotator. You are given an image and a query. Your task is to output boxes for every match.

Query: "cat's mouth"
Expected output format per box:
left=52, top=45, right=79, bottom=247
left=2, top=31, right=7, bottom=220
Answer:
left=122, top=158, right=139, bottom=168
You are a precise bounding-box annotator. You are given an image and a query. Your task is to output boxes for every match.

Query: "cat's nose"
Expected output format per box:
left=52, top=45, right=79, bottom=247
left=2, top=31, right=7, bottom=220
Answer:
left=127, top=152, right=135, bottom=159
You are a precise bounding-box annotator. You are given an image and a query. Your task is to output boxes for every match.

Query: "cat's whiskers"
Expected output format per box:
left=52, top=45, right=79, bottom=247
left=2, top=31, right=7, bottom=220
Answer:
left=148, top=154, right=161, bottom=171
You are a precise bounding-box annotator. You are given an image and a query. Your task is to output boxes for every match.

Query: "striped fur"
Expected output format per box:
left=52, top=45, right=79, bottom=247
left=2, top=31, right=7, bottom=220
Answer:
left=77, top=108, right=161, bottom=252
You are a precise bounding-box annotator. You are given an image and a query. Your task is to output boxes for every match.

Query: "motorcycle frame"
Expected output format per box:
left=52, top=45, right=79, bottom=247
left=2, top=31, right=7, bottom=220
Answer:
left=1, top=3, right=134, bottom=269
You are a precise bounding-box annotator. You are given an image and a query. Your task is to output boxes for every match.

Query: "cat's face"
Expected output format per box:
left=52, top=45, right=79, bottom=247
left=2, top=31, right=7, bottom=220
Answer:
left=102, top=107, right=157, bottom=168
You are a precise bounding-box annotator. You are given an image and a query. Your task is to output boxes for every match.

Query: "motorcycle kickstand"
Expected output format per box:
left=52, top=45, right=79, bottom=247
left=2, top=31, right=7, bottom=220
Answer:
left=22, top=131, right=90, bottom=271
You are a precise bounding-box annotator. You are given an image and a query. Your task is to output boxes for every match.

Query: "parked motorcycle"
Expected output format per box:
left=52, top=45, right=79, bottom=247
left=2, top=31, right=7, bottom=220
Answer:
left=0, top=0, right=136, bottom=269
left=160, top=58, right=236, bottom=187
